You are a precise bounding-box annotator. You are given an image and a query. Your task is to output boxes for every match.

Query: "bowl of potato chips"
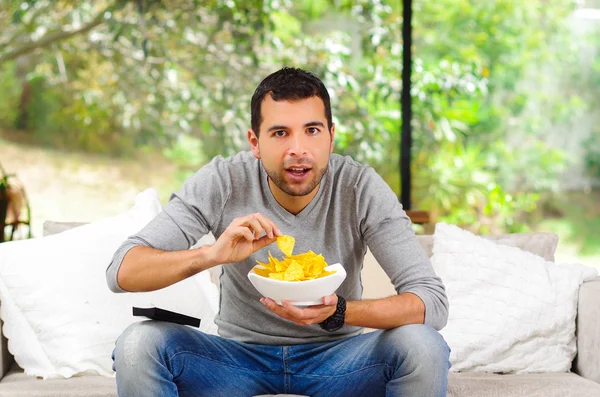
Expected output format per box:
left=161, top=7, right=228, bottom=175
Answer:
left=248, top=235, right=347, bottom=306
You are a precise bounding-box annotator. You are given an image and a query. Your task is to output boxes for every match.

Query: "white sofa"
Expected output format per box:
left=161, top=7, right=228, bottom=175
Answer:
left=0, top=222, right=598, bottom=397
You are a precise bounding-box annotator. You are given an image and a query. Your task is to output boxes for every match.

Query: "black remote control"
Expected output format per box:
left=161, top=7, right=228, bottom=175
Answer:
left=132, top=307, right=201, bottom=328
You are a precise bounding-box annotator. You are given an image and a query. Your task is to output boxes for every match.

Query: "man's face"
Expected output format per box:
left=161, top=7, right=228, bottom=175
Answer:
left=248, top=94, right=335, bottom=198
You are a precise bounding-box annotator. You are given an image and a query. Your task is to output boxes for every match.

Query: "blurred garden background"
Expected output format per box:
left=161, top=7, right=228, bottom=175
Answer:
left=0, top=0, right=599, bottom=266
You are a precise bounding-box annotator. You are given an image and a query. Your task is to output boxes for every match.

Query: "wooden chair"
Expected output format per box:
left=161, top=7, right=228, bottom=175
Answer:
left=0, top=162, right=32, bottom=243
left=406, top=210, right=430, bottom=225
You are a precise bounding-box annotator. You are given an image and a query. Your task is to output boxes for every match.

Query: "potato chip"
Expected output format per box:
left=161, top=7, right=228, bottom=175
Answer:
left=253, top=266, right=271, bottom=278
left=277, top=235, right=295, bottom=257
left=283, top=260, right=304, bottom=281
left=254, top=240, right=336, bottom=282
left=268, top=272, right=286, bottom=281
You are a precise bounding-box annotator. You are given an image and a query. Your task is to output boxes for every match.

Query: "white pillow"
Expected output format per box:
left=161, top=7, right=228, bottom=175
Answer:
left=432, top=222, right=597, bottom=374
left=0, top=188, right=219, bottom=379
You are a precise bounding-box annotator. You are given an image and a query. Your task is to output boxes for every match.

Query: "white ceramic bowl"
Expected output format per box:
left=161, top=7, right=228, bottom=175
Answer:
left=247, top=263, right=347, bottom=306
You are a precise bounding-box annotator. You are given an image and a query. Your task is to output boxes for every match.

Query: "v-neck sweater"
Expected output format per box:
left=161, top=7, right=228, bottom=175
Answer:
left=106, top=151, right=448, bottom=345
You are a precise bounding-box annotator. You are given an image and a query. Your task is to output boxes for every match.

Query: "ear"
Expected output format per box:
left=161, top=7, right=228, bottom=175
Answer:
left=248, top=129, right=261, bottom=159
left=329, top=123, right=336, bottom=154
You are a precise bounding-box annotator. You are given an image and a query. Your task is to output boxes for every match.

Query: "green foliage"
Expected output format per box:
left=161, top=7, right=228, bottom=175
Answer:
left=0, top=0, right=405, bottom=161
left=162, top=135, right=208, bottom=184
left=24, top=77, right=65, bottom=137
left=413, top=139, right=546, bottom=234
left=583, top=131, right=600, bottom=179
left=0, top=0, right=598, bottom=235
left=0, top=62, right=21, bottom=128
left=405, top=0, right=595, bottom=232
left=537, top=191, right=600, bottom=257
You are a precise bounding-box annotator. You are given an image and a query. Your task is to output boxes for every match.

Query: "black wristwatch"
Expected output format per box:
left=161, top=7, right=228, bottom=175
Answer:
left=319, top=295, right=346, bottom=332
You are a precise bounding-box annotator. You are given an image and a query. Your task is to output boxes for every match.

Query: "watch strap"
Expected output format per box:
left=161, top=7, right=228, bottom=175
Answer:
left=319, top=295, right=346, bottom=332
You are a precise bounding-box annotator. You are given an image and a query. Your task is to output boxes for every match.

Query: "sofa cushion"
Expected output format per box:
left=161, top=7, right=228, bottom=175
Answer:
left=448, top=371, right=600, bottom=397
left=44, top=223, right=225, bottom=290
left=432, top=223, right=597, bottom=373
left=416, top=231, right=559, bottom=261
left=0, top=365, right=116, bottom=397
left=3, top=365, right=599, bottom=397
left=42, top=222, right=87, bottom=237
left=573, top=276, right=600, bottom=384
left=0, top=189, right=219, bottom=379
left=0, top=364, right=305, bottom=397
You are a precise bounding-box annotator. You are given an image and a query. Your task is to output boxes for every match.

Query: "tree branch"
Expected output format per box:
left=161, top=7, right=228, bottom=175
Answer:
left=0, top=4, right=114, bottom=65
left=0, top=4, right=50, bottom=49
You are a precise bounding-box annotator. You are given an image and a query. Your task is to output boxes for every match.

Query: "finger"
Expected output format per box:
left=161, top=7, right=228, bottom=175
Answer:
left=243, top=217, right=266, bottom=239
left=253, top=234, right=277, bottom=251
left=281, top=300, right=311, bottom=319
left=321, top=294, right=338, bottom=306
left=281, top=301, right=330, bottom=321
left=235, top=213, right=281, bottom=238
left=231, top=215, right=263, bottom=238
left=253, top=213, right=281, bottom=238
left=261, top=298, right=292, bottom=320
left=277, top=304, right=308, bottom=325
left=230, top=226, right=254, bottom=242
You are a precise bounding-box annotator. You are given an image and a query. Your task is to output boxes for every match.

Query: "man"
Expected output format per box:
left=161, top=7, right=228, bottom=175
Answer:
left=108, top=67, right=450, bottom=396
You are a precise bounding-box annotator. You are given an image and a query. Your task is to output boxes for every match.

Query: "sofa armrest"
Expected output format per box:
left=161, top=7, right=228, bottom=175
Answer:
left=0, top=317, right=14, bottom=379
left=573, top=276, right=600, bottom=383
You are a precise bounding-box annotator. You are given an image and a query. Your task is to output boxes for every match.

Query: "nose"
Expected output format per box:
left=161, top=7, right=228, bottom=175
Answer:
left=288, top=133, right=307, bottom=156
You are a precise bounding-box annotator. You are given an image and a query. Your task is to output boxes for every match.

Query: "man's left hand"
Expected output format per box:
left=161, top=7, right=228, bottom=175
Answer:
left=260, top=294, right=338, bottom=326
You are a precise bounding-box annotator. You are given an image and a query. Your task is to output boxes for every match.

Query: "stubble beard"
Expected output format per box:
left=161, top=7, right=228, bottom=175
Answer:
left=266, top=164, right=328, bottom=197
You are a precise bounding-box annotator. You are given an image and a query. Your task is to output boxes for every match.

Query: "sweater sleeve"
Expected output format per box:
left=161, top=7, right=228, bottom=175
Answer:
left=105, top=160, right=230, bottom=293
left=355, top=167, right=449, bottom=330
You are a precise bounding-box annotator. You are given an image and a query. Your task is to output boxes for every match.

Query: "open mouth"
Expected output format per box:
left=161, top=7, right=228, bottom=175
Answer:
left=286, top=167, right=311, bottom=178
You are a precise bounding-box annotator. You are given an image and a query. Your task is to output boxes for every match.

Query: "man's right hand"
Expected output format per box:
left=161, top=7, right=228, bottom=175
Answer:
left=207, top=213, right=282, bottom=265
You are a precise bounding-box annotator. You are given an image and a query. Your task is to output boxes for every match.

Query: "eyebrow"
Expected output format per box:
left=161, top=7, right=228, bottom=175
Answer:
left=266, top=121, right=325, bottom=132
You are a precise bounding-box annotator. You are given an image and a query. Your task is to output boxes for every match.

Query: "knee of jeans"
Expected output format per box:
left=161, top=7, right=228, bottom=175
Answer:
left=383, top=324, right=450, bottom=371
left=113, top=320, right=177, bottom=370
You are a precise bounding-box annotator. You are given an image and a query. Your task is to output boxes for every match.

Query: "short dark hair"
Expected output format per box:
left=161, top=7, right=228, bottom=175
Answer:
left=250, top=67, right=332, bottom=136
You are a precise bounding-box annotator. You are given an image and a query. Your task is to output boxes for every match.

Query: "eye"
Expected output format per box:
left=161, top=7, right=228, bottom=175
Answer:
left=273, top=130, right=287, bottom=137
left=307, top=127, right=320, bottom=135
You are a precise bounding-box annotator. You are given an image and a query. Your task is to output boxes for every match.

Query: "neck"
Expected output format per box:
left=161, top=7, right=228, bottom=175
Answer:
left=267, top=178, right=320, bottom=215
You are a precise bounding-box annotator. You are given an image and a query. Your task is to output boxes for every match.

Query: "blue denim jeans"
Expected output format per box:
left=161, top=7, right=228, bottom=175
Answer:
left=112, top=320, right=450, bottom=397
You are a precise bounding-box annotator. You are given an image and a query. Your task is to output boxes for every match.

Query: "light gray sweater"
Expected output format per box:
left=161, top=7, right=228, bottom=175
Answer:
left=106, top=151, right=448, bottom=345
